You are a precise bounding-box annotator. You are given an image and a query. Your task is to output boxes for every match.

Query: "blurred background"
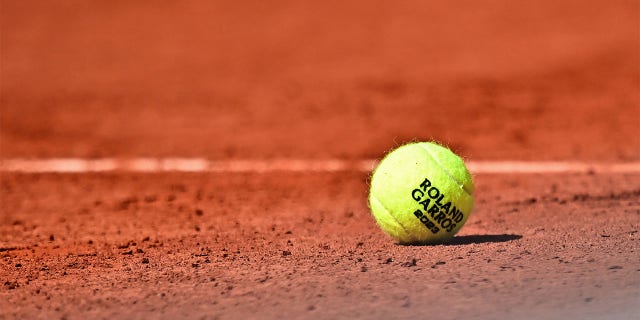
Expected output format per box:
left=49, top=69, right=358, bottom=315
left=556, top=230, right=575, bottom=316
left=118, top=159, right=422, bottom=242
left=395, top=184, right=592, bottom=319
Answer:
left=1, top=0, right=638, bottom=160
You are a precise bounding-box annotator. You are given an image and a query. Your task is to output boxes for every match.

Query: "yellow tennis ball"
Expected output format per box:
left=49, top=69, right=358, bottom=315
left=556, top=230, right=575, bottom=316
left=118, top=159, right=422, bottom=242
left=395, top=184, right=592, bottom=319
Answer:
left=369, top=142, right=474, bottom=244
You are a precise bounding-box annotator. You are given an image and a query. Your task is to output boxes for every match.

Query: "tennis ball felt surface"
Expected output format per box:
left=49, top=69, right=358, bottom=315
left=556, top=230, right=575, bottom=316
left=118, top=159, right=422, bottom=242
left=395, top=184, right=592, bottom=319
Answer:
left=369, top=142, right=474, bottom=244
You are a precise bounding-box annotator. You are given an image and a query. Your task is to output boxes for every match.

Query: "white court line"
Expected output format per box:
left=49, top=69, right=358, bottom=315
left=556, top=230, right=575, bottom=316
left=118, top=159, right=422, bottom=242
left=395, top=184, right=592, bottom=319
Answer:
left=0, top=158, right=639, bottom=174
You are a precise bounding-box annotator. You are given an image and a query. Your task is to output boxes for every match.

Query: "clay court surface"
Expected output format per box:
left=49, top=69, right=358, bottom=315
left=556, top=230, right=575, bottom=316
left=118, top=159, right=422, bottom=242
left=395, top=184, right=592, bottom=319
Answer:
left=1, top=1, right=639, bottom=319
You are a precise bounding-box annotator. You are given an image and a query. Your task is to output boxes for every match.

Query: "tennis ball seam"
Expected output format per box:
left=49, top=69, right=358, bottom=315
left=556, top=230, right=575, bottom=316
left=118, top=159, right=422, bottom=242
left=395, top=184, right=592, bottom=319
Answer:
left=419, top=143, right=472, bottom=196
left=369, top=193, right=418, bottom=243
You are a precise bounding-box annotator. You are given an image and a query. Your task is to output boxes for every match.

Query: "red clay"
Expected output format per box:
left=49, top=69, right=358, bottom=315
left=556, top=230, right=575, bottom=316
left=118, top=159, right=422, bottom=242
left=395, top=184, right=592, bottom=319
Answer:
left=1, top=1, right=639, bottom=319
left=1, top=172, right=639, bottom=319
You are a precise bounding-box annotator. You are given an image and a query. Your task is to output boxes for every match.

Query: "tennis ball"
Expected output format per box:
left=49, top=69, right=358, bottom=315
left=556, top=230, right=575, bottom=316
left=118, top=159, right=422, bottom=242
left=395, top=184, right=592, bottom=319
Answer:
left=368, top=142, right=474, bottom=244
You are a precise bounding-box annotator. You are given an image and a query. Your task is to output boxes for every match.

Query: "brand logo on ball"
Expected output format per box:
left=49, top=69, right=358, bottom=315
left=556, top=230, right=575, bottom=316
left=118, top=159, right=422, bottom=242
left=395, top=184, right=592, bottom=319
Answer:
left=411, top=177, right=465, bottom=233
